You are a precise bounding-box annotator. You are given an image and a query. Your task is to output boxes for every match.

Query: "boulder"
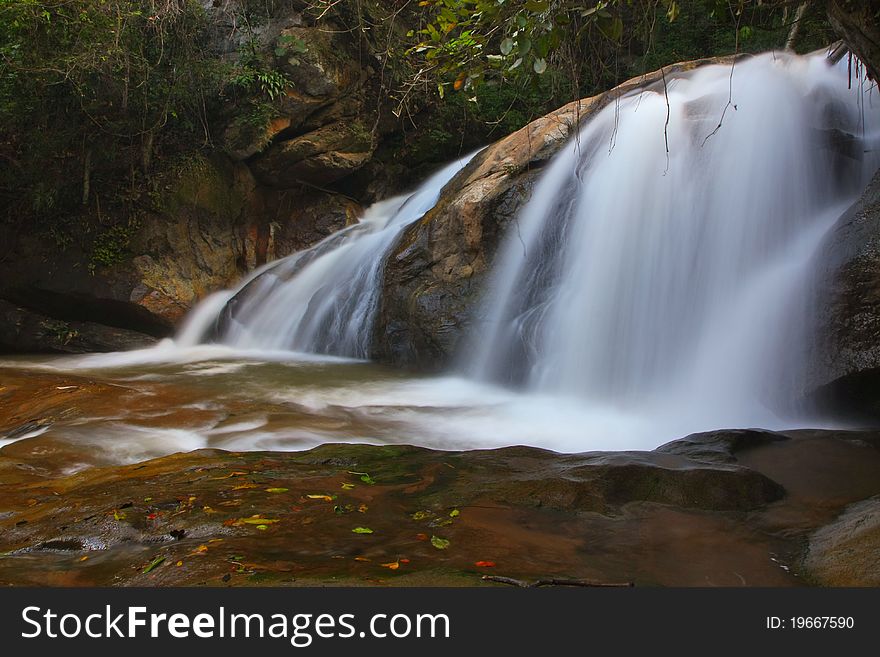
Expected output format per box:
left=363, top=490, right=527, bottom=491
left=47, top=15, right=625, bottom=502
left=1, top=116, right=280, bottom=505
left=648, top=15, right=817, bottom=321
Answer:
left=806, top=170, right=880, bottom=419
left=374, top=57, right=734, bottom=369
left=803, top=495, right=880, bottom=586
left=0, top=300, right=155, bottom=354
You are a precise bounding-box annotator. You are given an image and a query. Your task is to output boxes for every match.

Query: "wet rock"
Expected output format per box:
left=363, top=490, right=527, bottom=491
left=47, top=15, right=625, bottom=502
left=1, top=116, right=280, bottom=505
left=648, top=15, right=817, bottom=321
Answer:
left=0, top=300, right=155, bottom=354
left=806, top=170, right=880, bottom=420
left=657, top=429, right=789, bottom=464
left=803, top=495, right=880, bottom=586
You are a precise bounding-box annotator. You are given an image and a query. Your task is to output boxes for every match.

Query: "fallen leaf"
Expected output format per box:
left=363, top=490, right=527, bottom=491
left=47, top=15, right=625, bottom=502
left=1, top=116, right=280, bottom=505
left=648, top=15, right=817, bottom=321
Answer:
left=334, top=504, right=354, bottom=515
left=142, top=556, right=165, bottom=573
left=233, top=483, right=259, bottom=490
left=341, top=483, right=355, bottom=490
left=354, top=557, right=371, bottom=562
left=238, top=517, right=280, bottom=525
left=210, top=471, right=249, bottom=480
left=400, top=558, right=411, bottom=564
left=306, top=494, right=334, bottom=501
left=113, top=509, right=126, bottom=521
left=143, top=497, right=153, bottom=502
left=176, top=561, right=183, bottom=567
left=381, top=561, right=400, bottom=570
left=265, top=487, right=289, bottom=494
left=79, top=556, right=89, bottom=562
left=352, top=527, right=374, bottom=534
left=430, top=536, right=450, bottom=550
left=190, top=545, right=208, bottom=555
left=415, top=533, right=428, bottom=541
left=256, top=525, right=269, bottom=531
left=202, top=506, right=216, bottom=514
left=475, top=561, right=496, bottom=568
left=411, top=510, right=431, bottom=521
left=360, top=474, right=376, bottom=485
left=449, top=509, right=460, bottom=518
left=358, top=504, right=368, bottom=513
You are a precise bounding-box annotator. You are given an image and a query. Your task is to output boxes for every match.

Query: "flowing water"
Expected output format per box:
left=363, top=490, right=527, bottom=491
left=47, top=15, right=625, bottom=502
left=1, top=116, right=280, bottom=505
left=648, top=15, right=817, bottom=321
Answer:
left=2, top=51, right=879, bottom=464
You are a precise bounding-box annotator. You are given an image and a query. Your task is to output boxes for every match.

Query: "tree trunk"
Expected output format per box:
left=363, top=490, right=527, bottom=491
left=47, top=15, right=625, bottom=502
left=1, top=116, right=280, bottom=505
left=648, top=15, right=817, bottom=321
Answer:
left=826, top=0, right=880, bottom=81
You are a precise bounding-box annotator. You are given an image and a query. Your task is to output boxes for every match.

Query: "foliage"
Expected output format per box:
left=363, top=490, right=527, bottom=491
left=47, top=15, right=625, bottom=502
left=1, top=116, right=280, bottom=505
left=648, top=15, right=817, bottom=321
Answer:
left=407, top=1, right=837, bottom=100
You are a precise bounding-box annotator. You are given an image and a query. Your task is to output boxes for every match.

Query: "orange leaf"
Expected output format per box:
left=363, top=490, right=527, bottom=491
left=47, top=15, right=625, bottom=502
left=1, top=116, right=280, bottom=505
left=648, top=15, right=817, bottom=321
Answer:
left=381, top=561, right=400, bottom=570
left=475, top=560, right=496, bottom=568
left=354, top=556, right=371, bottom=562
left=415, top=533, right=428, bottom=541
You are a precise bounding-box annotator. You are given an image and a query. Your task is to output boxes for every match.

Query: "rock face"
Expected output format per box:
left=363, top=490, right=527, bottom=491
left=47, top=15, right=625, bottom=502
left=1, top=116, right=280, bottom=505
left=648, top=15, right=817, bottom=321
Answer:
left=0, top=3, right=379, bottom=352
left=374, top=58, right=732, bottom=369
left=804, top=496, right=880, bottom=586
left=806, top=171, right=880, bottom=419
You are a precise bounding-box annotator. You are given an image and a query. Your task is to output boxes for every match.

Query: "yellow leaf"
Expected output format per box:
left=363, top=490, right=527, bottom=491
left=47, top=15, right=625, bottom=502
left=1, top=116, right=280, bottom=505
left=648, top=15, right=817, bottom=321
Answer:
left=233, top=483, right=258, bottom=490
left=381, top=561, right=400, bottom=570
left=238, top=518, right=280, bottom=525
left=307, top=494, right=333, bottom=501
left=266, top=487, right=289, bottom=493
left=358, top=504, right=368, bottom=513
left=79, top=556, right=89, bottom=562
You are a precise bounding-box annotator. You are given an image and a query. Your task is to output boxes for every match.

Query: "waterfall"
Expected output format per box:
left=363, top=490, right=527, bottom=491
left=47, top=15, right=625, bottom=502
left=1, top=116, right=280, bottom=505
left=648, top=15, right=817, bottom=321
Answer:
left=466, top=51, right=879, bottom=431
left=179, top=152, right=477, bottom=356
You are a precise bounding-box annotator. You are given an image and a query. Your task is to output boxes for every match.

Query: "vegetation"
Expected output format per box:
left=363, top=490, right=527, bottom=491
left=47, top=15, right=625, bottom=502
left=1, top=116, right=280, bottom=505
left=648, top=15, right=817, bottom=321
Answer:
left=0, top=0, right=861, bottom=250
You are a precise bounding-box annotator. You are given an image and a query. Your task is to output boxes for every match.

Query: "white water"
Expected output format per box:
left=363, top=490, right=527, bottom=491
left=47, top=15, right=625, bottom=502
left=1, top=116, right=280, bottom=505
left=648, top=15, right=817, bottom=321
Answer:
left=178, top=152, right=477, bottom=356
left=466, top=51, right=880, bottom=434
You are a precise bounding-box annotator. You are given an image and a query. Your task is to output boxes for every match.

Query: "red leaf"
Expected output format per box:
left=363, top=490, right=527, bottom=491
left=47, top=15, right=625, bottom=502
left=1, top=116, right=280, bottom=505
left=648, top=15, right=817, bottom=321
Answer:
left=475, top=561, right=496, bottom=568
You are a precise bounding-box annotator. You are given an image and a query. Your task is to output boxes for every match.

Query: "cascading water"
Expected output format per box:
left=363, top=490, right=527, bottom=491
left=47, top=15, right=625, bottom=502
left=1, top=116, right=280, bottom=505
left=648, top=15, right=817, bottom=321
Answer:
left=466, top=51, right=879, bottom=434
left=178, top=152, right=477, bottom=356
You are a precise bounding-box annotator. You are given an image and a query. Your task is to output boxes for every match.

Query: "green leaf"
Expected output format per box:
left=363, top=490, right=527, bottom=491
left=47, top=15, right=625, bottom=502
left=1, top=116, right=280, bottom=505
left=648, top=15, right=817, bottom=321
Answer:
left=240, top=517, right=279, bottom=525
left=265, top=487, right=288, bottom=493
left=360, top=474, right=376, bottom=485
left=517, top=37, right=532, bottom=55
left=524, top=0, right=549, bottom=12
left=352, top=527, right=374, bottom=534
left=142, top=556, right=165, bottom=573
left=533, top=58, right=547, bottom=74
left=449, top=509, right=460, bottom=518
left=500, top=38, right=514, bottom=56
left=431, top=535, right=450, bottom=550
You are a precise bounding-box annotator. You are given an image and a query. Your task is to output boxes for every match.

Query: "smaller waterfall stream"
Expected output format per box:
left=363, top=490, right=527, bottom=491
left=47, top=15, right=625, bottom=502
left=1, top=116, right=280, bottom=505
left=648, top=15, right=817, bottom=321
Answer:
left=178, top=152, right=477, bottom=356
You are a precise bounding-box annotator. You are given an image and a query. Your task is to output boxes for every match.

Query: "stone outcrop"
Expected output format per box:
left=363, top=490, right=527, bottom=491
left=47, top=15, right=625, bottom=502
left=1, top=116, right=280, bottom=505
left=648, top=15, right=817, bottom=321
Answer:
left=806, top=170, right=880, bottom=419
left=0, top=300, right=155, bottom=354
left=374, top=57, right=733, bottom=369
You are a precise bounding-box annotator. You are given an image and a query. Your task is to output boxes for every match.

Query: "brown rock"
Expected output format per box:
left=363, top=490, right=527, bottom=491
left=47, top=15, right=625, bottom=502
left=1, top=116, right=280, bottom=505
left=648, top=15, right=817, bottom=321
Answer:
left=375, top=57, right=736, bottom=369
